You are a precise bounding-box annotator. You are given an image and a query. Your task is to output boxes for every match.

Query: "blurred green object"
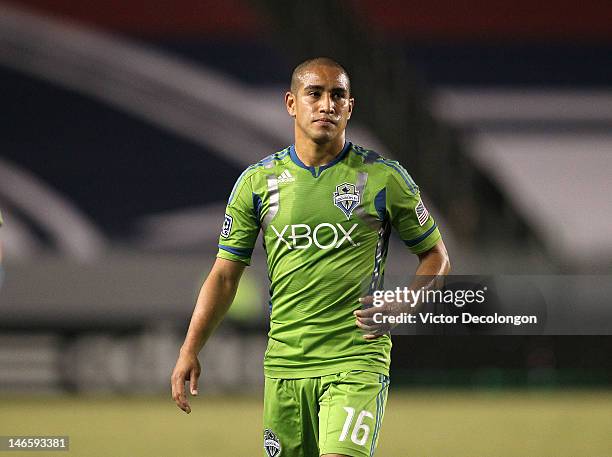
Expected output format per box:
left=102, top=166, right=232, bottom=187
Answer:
left=225, top=271, right=263, bottom=323
left=1, top=390, right=611, bottom=457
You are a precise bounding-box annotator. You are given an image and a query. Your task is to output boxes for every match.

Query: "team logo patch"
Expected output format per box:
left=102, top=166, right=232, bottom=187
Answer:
left=415, top=199, right=429, bottom=226
left=264, top=429, right=282, bottom=457
left=221, top=213, right=233, bottom=238
left=333, top=182, right=360, bottom=219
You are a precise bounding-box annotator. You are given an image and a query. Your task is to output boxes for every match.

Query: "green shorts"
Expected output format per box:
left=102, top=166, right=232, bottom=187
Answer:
left=263, top=371, right=390, bottom=457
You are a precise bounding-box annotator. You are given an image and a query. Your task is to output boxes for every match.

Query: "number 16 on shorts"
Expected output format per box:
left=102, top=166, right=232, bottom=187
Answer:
left=339, top=407, right=374, bottom=446
left=319, top=372, right=390, bottom=457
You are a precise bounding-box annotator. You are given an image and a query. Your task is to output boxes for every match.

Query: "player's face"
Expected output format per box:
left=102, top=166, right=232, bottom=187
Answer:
left=286, top=65, right=354, bottom=145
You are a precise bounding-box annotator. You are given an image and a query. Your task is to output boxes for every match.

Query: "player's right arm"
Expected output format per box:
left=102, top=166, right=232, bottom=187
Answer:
left=171, top=257, right=246, bottom=414
left=355, top=162, right=449, bottom=336
left=172, top=166, right=260, bottom=414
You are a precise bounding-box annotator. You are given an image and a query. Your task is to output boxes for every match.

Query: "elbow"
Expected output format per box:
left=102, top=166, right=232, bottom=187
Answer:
left=439, top=242, right=451, bottom=275
left=211, top=258, right=246, bottom=287
left=212, top=269, right=241, bottom=290
left=442, top=252, right=451, bottom=275
left=432, top=239, right=451, bottom=275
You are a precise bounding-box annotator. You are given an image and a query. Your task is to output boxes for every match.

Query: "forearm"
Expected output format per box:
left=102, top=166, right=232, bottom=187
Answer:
left=411, top=246, right=451, bottom=290
left=180, top=265, right=242, bottom=355
left=404, top=242, right=451, bottom=312
left=355, top=242, right=451, bottom=337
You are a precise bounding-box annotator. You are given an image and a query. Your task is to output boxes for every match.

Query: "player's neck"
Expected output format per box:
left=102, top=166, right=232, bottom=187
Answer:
left=293, top=135, right=346, bottom=167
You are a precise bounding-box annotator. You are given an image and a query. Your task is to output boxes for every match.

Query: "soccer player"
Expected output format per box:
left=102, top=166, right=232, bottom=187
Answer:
left=171, top=57, right=450, bottom=457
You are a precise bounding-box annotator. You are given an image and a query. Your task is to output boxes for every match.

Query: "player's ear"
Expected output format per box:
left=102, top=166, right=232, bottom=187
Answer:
left=285, top=91, right=296, bottom=117
left=347, top=97, right=355, bottom=120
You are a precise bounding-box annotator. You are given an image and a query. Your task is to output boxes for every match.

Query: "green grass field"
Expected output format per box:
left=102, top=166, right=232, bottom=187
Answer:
left=1, top=390, right=611, bottom=456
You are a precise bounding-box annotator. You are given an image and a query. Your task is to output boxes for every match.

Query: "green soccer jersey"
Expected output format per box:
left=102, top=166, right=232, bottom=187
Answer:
left=217, top=142, right=441, bottom=378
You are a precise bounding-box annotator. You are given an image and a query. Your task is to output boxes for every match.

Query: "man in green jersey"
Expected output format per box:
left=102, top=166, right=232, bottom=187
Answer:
left=171, top=57, right=450, bottom=457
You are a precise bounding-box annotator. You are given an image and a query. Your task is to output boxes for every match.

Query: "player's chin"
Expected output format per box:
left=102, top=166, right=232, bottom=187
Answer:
left=311, top=129, right=338, bottom=144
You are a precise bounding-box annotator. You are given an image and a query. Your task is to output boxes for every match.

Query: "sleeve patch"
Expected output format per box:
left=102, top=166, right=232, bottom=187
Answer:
left=221, top=214, right=233, bottom=238
left=415, top=199, right=429, bottom=226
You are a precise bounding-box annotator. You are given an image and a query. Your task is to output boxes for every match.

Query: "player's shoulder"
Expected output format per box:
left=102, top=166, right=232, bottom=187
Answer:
left=227, top=147, right=291, bottom=203
left=256, top=146, right=293, bottom=169
left=239, top=147, right=292, bottom=180
left=348, top=143, right=397, bottom=172
left=348, top=143, right=418, bottom=192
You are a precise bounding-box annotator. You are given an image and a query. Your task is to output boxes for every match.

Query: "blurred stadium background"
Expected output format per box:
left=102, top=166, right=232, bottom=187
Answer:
left=0, top=1, right=611, bottom=455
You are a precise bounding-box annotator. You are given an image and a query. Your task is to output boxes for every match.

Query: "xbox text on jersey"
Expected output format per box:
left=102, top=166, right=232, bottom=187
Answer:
left=271, top=223, right=359, bottom=250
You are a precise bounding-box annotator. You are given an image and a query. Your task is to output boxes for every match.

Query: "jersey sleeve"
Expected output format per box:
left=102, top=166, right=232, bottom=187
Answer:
left=216, top=169, right=260, bottom=265
left=385, top=164, right=441, bottom=254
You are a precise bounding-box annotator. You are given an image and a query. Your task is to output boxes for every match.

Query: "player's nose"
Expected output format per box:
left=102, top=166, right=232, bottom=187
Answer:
left=319, top=93, right=334, bottom=113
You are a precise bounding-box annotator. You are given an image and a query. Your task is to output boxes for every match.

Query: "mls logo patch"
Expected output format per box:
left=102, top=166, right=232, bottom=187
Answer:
left=264, top=429, right=282, bottom=457
left=221, top=213, right=233, bottom=238
left=333, top=182, right=360, bottom=219
left=415, top=199, right=429, bottom=226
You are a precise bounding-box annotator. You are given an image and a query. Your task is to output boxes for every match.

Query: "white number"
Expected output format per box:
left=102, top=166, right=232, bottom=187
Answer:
left=339, top=407, right=355, bottom=442
left=352, top=410, right=374, bottom=445
left=339, top=407, right=374, bottom=446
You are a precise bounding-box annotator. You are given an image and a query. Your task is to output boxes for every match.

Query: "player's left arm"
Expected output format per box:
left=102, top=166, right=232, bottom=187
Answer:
left=414, top=238, right=451, bottom=280
left=355, top=240, right=450, bottom=339
left=355, top=164, right=451, bottom=338
left=408, top=238, right=451, bottom=306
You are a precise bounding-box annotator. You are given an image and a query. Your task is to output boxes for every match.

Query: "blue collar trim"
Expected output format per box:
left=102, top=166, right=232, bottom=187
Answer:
left=289, top=142, right=351, bottom=177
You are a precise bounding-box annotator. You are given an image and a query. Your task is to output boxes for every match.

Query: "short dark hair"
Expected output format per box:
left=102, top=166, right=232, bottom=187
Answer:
left=290, top=57, right=351, bottom=94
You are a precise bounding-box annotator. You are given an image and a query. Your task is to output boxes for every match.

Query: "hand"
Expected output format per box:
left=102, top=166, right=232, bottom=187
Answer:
left=171, top=350, right=201, bottom=414
left=354, top=296, right=406, bottom=340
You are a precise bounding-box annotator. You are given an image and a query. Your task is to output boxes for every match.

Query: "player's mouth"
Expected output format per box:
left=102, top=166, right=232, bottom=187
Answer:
left=314, top=118, right=336, bottom=126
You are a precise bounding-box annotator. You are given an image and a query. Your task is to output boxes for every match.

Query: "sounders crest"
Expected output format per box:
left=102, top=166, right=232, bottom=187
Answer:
left=264, top=429, right=281, bottom=457
left=333, top=182, right=360, bottom=219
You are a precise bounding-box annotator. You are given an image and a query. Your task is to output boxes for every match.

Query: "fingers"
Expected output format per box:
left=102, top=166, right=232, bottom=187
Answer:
left=358, top=325, right=389, bottom=339
left=354, top=307, right=378, bottom=319
left=171, top=355, right=201, bottom=414
left=174, top=382, right=191, bottom=414
left=355, top=313, right=390, bottom=340
left=171, top=372, right=191, bottom=414
left=355, top=295, right=382, bottom=319
left=189, top=368, right=199, bottom=396
left=355, top=317, right=378, bottom=331
left=359, top=323, right=387, bottom=339
left=358, top=295, right=374, bottom=306
left=355, top=296, right=390, bottom=340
